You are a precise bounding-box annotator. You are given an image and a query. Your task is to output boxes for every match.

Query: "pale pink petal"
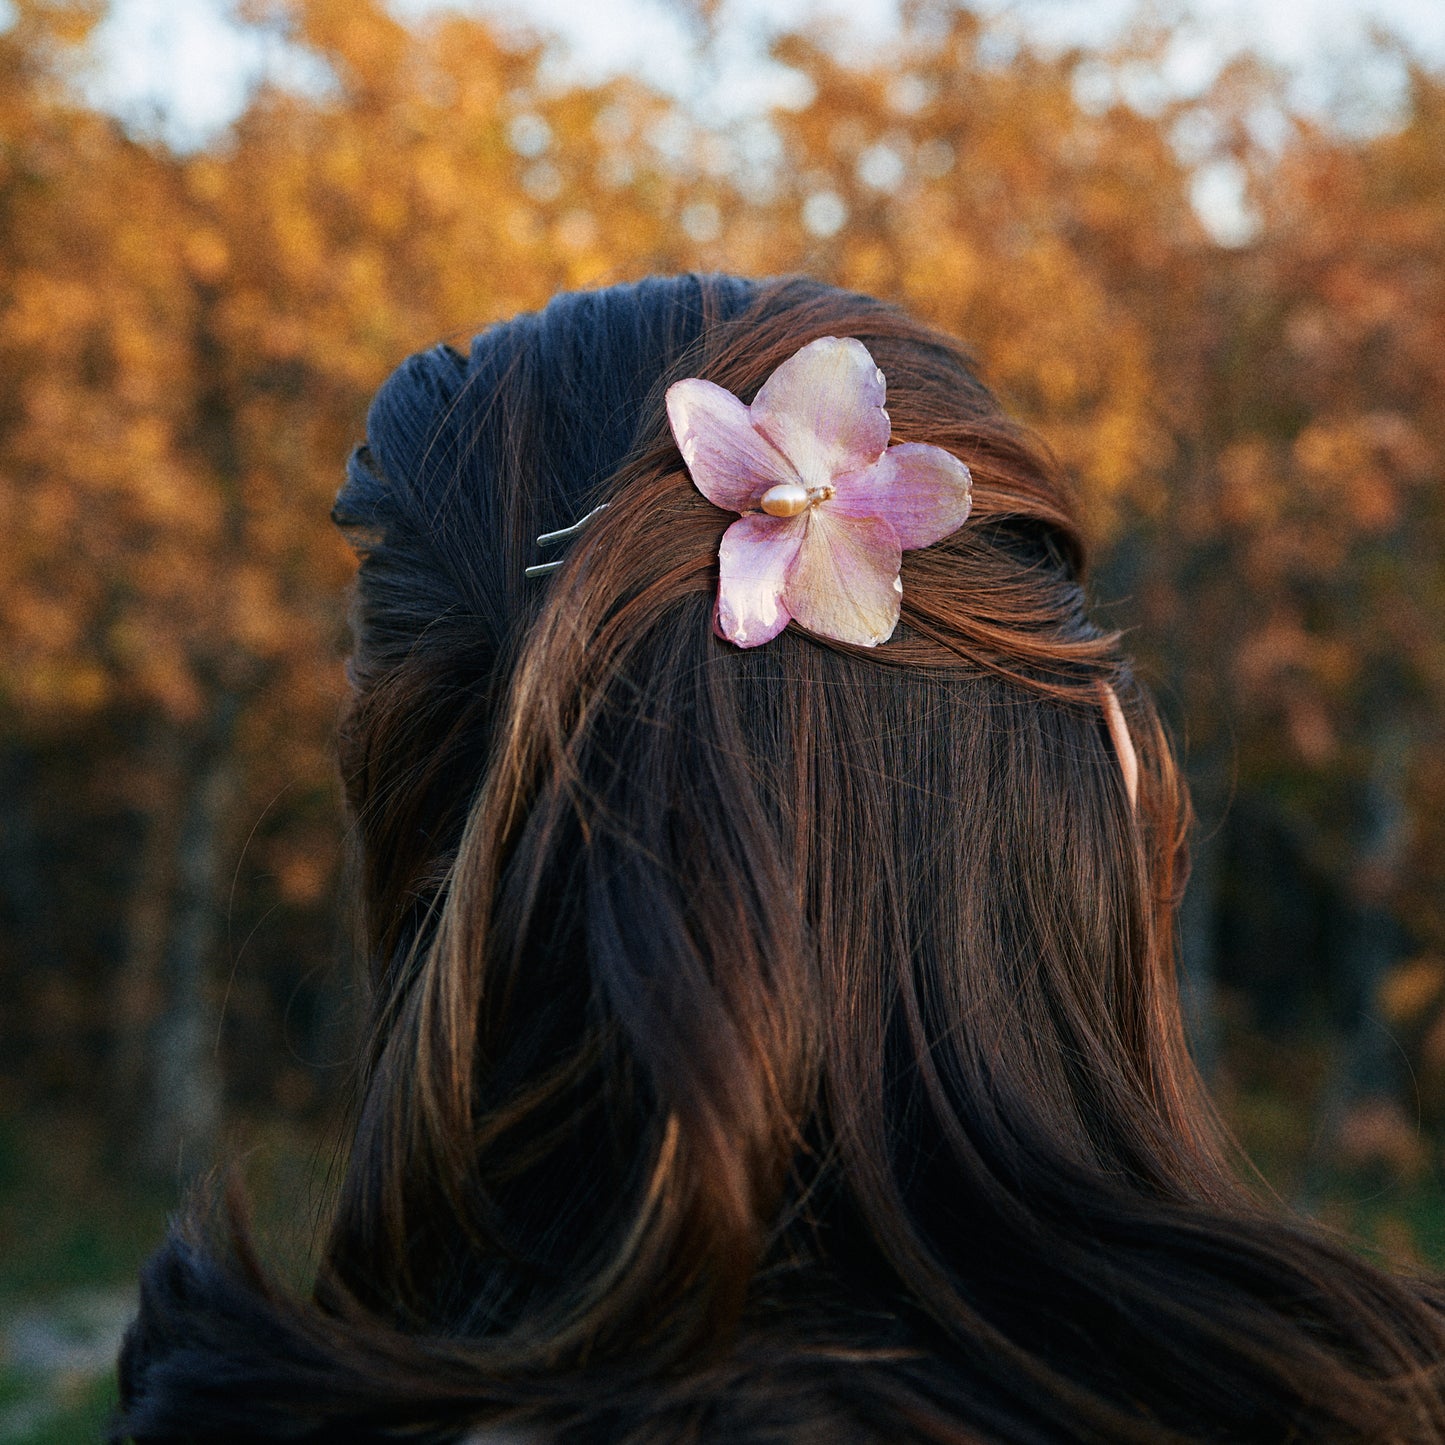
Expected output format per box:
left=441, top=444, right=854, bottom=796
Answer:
left=750, top=337, right=890, bottom=492
left=783, top=511, right=903, bottom=648
left=716, top=513, right=807, bottom=648
left=666, top=378, right=796, bottom=513
left=829, top=443, right=973, bottom=550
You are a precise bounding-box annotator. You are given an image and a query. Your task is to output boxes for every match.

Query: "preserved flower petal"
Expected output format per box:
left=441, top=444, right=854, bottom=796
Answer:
left=666, top=337, right=972, bottom=648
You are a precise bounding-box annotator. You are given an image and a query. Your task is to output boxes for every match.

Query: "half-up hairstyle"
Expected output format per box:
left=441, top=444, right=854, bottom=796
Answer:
left=115, top=275, right=1445, bottom=1444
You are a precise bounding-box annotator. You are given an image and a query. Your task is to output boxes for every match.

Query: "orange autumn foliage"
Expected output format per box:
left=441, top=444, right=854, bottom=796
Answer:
left=1, top=0, right=1444, bottom=1128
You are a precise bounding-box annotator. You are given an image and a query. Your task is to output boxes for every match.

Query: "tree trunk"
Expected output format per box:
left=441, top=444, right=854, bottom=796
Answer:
left=0, top=742, right=67, bottom=1071
left=1179, top=749, right=1227, bottom=1087
left=139, top=694, right=243, bottom=1181
left=1298, top=716, right=1412, bottom=1206
left=109, top=720, right=187, bottom=1139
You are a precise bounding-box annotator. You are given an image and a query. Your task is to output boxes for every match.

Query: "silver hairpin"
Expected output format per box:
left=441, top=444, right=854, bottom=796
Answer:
left=524, top=503, right=609, bottom=579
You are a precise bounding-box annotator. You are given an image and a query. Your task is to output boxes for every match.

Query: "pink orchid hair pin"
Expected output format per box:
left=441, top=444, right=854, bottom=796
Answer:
left=665, top=336, right=972, bottom=648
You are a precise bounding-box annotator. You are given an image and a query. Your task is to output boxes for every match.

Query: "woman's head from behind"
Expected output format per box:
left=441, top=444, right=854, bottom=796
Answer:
left=328, top=273, right=1204, bottom=1352
left=116, top=274, right=1445, bottom=1445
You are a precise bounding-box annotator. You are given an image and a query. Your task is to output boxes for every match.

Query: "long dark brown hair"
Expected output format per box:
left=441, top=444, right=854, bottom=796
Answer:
left=115, top=275, right=1445, bottom=1443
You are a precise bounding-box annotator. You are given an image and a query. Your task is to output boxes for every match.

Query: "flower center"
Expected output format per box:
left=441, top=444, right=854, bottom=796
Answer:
left=759, top=482, right=835, bottom=518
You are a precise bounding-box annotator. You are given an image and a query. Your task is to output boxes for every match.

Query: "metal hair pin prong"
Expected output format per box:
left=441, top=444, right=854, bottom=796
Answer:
left=524, top=503, right=609, bottom=578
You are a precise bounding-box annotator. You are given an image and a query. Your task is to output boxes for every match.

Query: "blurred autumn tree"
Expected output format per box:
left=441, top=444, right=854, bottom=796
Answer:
left=1, top=0, right=1442, bottom=1189
left=1207, top=63, right=1445, bottom=1176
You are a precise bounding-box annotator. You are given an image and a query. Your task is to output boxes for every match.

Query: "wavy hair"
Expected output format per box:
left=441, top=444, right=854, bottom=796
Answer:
left=115, top=275, right=1445, bottom=1443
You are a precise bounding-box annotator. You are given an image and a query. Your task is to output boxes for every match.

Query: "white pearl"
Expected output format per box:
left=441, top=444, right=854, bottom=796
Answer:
left=760, top=482, right=809, bottom=517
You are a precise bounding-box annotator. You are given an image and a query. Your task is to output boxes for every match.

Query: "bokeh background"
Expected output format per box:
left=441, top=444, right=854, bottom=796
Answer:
left=2, top=0, right=1444, bottom=1437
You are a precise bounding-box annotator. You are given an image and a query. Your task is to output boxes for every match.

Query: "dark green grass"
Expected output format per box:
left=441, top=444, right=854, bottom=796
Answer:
left=0, top=1106, right=336, bottom=1445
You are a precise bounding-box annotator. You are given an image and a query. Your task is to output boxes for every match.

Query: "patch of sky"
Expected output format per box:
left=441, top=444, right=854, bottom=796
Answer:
left=508, top=113, right=553, bottom=159
left=856, top=141, right=906, bottom=192
left=731, top=116, right=786, bottom=204
left=975, top=28, right=1021, bottom=70
left=680, top=200, right=723, bottom=244
left=802, top=189, right=848, bottom=238
left=81, top=0, right=334, bottom=150
left=81, top=0, right=1445, bottom=156
left=886, top=75, right=935, bottom=116
left=1190, top=158, right=1261, bottom=246
left=521, top=160, right=564, bottom=203
left=1283, top=29, right=1423, bottom=138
